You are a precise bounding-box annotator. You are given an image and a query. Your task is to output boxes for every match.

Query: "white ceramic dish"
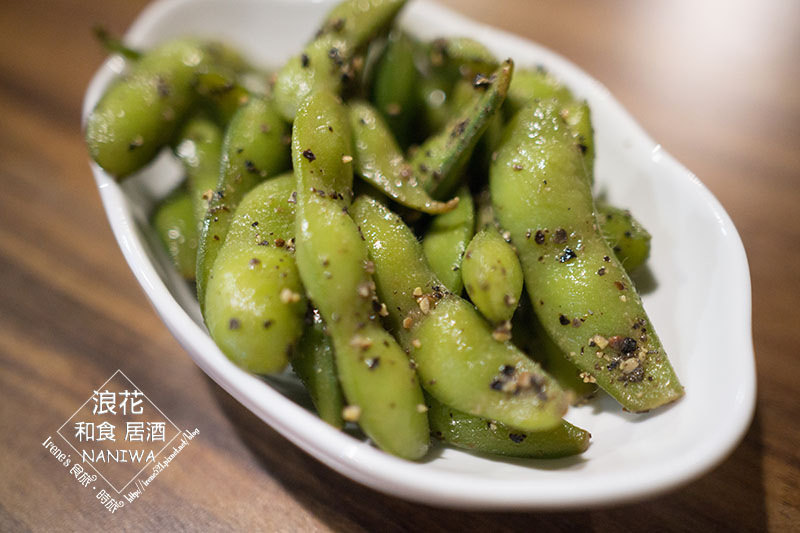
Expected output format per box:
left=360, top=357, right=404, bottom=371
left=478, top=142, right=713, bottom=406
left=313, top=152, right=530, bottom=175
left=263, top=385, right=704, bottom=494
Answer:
left=83, top=0, right=756, bottom=510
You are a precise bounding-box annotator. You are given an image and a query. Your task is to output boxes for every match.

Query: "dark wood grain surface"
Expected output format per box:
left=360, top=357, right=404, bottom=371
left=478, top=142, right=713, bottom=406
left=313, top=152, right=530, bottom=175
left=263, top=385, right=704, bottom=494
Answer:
left=1, top=0, right=798, bottom=530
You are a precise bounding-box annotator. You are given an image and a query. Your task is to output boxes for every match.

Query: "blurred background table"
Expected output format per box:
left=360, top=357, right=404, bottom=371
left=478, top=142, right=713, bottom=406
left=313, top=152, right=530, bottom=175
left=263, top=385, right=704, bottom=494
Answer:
left=1, top=0, right=797, bottom=530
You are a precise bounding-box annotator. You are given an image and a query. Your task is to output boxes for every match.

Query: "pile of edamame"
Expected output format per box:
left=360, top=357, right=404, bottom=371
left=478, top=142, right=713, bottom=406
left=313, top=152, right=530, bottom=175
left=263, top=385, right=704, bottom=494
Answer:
left=87, top=0, right=683, bottom=461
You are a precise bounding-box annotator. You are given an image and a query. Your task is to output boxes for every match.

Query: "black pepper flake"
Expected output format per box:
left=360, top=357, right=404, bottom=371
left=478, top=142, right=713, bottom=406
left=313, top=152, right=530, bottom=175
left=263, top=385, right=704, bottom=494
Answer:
left=472, top=73, right=491, bottom=88
left=301, top=53, right=309, bottom=67
left=553, top=228, right=568, bottom=244
left=156, top=76, right=170, bottom=98
left=509, top=433, right=526, bottom=443
left=330, top=17, right=345, bottom=32
left=559, top=314, right=570, bottom=325
left=251, top=221, right=259, bottom=227
left=244, top=159, right=258, bottom=173
left=621, top=366, right=645, bottom=383
left=501, top=365, right=515, bottom=376
left=534, top=230, right=545, bottom=244
left=603, top=255, right=611, bottom=262
left=578, top=142, right=588, bottom=154
left=263, top=320, right=273, bottom=329
left=597, top=267, right=606, bottom=276
left=450, top=120, right=467, bottom=138
left=572, top=318, right=582, bottom=328
left=620, top=337, right=638, bottom=355
left=366, top=357, right=380, bottom=370
left=228, top=318, right=240, bottom=330
left=258, top=240, right=269, bottom=246
left=607, top=360, right=620, bottom=371
left=302, top=149, right=316, bottom=161
left=490, top=379, right=503, bottom=391
left=328, top=47, right=343, bottom=65
left=558, top=247, right=577, bottom=263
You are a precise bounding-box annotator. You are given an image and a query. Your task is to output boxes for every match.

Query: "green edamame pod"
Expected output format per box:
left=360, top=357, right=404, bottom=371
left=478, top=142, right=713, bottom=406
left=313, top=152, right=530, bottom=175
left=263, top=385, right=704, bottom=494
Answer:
left=194, top=71, right=251, bottom=124
left=293, top=90, right=428, bottom=459
left=152, top=185, right=198, bottom=281
left=416, top=75, right=452, bottom=138
left=512, top=296, right=597, bottom=402
left=426, top=37, right=498, bottom=87
left=273, top=0, right=407, bottom=121
left=462, top=228, right=523, bottom=325
left=92, top=25, right=141, bottom=61
left=490, top=101, right=683, bottom=412
left=415, top=37, right=498, bottom=138
left=348, top=101, right=458, bottom=214
left=204, top=174, right=305, bottom=374
left=448, top=78, right=503, bottom=179
left=505, top=67, right=573, bottom=118
left=196, top=95, right=290, bottom=311
left=504, top=69, right=594, bottom=182
left=353, top=195, right=568, bottom=432
left=427, top=395, right=590, bottom=459
left=562, top=100, right=595, bottom=183
left=173, top=113, right=224, bottom=226
left=597, top=202, right=651, bottom=272
left=422, top=187, right=474, bottom=294
left=412, top=60, right=513, bottom=199
left=291, top=308, right=345, bottom=429
left=370, top=31, right=418, bottom=147
left=86, top=39, right=244, bottom=178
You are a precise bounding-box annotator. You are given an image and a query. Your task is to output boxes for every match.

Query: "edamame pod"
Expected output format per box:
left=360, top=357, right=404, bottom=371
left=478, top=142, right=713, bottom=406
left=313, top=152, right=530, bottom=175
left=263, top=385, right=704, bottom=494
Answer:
left=462, top=228, right=523, bottom=325
left=173, top=113, right=224, bottom=226
left=196, top=95, right=290, bottom=310
left=597, top=202, right=651, bottom=272
left=204, top=174, right=305, bottom=374
left=427, top=395, right=590, bottom=458
left=86, top=39, right=244, bottom=178
left=293, top=90, right=428, bottom=459
left=273, top=0, right=407, bottom=121
left=412, top=60, right=513, bottom=198
left=291, top=308, right=345, bottom=429
left=505, top=67, right=573, bottom=118
left=152, top=185, right=198, bottom=280
left=426, top=37, right=498, bottom=87
left=448, top=78, right=504, bottom=178
left=512, top=295, right=598, bottom=402
left=369, top=30, right=418, bottom=147
left=490, top=101, right=683, bottom=412
left=562, top=100, right=595, bottom=184
left=353, top=195, right=568, bottom=432
left=416, top=75, right=452, bottom=138
left=193, top=71, right=251, bottom=124
left=415, top=37, right=497, bottom=138
left=504, top=69, right=594, bottom=182
left=92, top=25, right=141, bottom=61
left=348, top=101, right=458, bottom=214
left=422, top=187, right=474, bottom=294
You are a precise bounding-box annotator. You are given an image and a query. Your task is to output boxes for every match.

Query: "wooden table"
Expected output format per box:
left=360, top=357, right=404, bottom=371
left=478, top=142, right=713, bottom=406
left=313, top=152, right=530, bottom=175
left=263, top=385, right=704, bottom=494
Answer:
left=1, top=0, right=797, bottom=530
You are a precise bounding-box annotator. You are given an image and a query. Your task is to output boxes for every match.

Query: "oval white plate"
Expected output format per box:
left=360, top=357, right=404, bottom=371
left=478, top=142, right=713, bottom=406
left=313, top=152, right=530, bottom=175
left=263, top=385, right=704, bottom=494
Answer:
left=83, top=0, right=756, bottom=510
